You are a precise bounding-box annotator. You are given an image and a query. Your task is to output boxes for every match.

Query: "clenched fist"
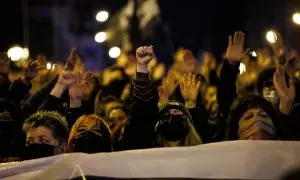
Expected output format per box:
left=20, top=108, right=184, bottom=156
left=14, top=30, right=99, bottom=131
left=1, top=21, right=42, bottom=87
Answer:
left=136, top=46, right=154, bottom=73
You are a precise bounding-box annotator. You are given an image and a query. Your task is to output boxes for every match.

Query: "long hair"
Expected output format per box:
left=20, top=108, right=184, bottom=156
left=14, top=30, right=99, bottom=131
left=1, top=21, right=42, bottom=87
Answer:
left=68, top=114, right=112, bottom=152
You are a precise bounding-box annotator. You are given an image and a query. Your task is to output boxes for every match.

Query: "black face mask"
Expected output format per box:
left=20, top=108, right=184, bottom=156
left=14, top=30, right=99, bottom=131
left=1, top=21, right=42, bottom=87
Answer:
left=158, top=115, right=189, bottom=141
left=72, top=131, right=112, bottom=153
left=23, top=143, right=55, bottom=160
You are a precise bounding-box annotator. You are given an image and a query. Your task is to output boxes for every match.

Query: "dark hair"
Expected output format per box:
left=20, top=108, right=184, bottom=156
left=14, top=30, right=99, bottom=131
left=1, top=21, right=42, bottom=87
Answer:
left=226, top=94, right=282, bottom=140
left=23, top=111, right=69, bottom=142
left=256, top=67, right=276, bottom=95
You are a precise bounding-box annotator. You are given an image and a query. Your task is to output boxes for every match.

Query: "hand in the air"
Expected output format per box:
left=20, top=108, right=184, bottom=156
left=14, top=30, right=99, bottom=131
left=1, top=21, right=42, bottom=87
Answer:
left=136, top=46, right=154, bottom=73
left=24, top=60, right=44, bottom=81
left=273, top=64, right=295, bottom=115
left=180, top=73, right=201, bottom=108
left=226, top=31, right=246, bottom=65
left=65, top=48, right=78, bottom=71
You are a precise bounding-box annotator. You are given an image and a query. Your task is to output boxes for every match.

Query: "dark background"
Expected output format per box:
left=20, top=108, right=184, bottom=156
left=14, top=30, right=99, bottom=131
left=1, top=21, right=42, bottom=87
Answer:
left=0, top=0, right=299, bottom=67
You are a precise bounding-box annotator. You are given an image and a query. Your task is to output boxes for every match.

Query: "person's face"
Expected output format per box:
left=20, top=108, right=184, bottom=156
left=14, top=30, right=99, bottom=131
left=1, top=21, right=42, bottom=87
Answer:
left=108, top=108, right=127, bottom=128
left=238, top=108, right=276, bottom=140
left=26, top=126, right=59, bottom=146
left=168, top=109, right=184, bottom=116
left=204, top=86, right=218, bottom=117
left=262, top=84, right=279, bottom=105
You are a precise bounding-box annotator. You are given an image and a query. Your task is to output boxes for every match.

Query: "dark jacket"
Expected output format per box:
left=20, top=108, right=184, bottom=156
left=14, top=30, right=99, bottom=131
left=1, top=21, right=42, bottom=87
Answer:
left=117, top=72, right=159, bottom=150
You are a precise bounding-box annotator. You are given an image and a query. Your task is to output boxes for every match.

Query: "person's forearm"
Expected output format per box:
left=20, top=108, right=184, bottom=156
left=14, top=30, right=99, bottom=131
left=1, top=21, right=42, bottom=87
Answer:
left=50, top=83, right=66, bottom=98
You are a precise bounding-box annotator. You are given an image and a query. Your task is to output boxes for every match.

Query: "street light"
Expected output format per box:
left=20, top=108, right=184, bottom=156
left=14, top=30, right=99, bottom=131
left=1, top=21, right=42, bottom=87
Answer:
left=109, top=47, right=121, bottom=58
left=266, top=31, right=277, bottom=43
left=95, top=32, right=107, bottom=43
left=293, top=13, right=300, bottom=25
left=96, top=11, right=109, bottom=22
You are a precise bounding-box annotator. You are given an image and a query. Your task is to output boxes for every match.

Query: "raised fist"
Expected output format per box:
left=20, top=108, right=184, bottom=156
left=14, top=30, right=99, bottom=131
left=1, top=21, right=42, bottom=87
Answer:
left=136, top=46, right=154, bottom=65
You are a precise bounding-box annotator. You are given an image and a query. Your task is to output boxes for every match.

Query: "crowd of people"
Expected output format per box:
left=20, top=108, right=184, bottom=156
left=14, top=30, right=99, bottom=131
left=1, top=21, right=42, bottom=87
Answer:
left=0, top=30, right=299, bottom=163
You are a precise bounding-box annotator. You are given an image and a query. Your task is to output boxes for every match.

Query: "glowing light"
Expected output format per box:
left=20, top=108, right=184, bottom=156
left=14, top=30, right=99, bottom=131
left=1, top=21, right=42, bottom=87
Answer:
left=293, top=13, right=300, bottom=25
left=95, top=32, right=107, bottom=43
left=266, top=31, right=277, bottom=44
left=47, top=63, right=52, bottom=70
left=96, top=11, right=109, bottom=22
left=7, top=46, right=23, bottom=61
left=109, top=47, right=121, bottom=58
left=239, top=62, right=246, bottom=75
left=251, top=51, right=257, bottom=57
left=22, top=48, right=29, bottom=59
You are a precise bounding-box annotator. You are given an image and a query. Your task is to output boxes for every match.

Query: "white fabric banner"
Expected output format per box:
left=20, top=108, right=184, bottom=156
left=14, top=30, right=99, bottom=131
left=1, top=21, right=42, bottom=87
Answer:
left=1, top=141, right=300, bottom=180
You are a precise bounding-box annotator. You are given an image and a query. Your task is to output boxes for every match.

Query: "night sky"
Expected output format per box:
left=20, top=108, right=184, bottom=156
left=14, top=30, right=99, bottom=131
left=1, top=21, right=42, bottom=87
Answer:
left=0, top=0, right=299, bottom=64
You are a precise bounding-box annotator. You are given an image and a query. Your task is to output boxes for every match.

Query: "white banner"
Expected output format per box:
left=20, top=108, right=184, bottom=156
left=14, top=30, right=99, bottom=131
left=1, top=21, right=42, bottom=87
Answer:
left=1, top=141, right=300, bottom=180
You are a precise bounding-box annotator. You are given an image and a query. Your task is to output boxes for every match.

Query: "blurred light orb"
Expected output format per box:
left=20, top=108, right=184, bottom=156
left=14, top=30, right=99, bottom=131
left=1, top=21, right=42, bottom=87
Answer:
left=47, top=62, right=52, bottom=70
left=7, top=46, right=23, bottom=61
left=293, top=13, right=300, bottom=25
left=251, top=51, right=257, bottom=57
left=109, top=47, right=121, bottom=58
left=266, top=31, right=277, bottom=43
left=95, top=32, right=107, bottom=43
left=22, top=48, right=29, bottom=59
left=239, top=62, right=246, bottom=75
left=96, top=11, right=109, bottom=22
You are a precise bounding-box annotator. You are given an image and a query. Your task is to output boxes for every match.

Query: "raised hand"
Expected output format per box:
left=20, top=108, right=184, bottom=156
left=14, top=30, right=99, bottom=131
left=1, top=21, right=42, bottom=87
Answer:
left=65, top=48, right=78, bottom=71
left=69, top=72, right=92, bottom=107
left=226, top=31, right=246, bottom=65
left=69, top=72, right=85, bottom=100
left=0, top=53, right=10, bottom=74
left=180, top=73, right=201, bottom=108
left=269, top=30, right=285, bottom=59
left=136, top=45, right=154, bottom=73
left=24, top=60, right=44, bottom=81
left=57, top=70, right=77, bottom=87
left=273, top=64, right=295, bottom=115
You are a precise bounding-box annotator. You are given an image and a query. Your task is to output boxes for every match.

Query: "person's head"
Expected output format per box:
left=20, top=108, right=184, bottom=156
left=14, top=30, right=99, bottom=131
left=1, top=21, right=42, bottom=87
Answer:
left=0, top=99, right=25, bottom=161
left=201, top=51, right=216, bottom=70
left=94, top=95, right=122, bottom=118
left=203, top=86, right=218, bottom=119
left=226, top=94, right=281, bottom=140
left=23, top=111, right=69, bottom=159
left=106, top=106, right=128, bottom=129
left=68, top=114, right=112, bottom=153
left=181, top=50, right=198, bottom=74
left=256, top=67, right=280, bottom=106
left=155, top=101, right=202, bottom=147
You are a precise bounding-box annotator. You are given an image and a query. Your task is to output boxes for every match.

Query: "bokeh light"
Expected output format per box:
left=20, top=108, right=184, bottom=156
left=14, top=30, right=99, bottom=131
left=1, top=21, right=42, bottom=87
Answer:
left=7, top=46, right=23, bottom=61
left=293, top=13, right=300, bottom=25
left=266, top=31, right=277, bottom=43
left=239, top=62, right=246, bottom=75
left=251, top=51, right=257, bottom=57
left=95, top=32, right=107, bottom=43
left=96, top=11, right=109, bottom=22
left=109, top=47, right=121, bottom=58
left=47, top=62, right=52, bottom=70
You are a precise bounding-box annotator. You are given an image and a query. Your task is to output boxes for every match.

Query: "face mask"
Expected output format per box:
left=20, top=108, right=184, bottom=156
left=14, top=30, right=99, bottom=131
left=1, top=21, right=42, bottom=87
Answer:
left=23, top=143, right=55, bottom=160
left=263, top=90, right=280, bottom=105
left=239, top=115, right=276, bottom=140
left=157, top=115, right=189, bottom=141
left=72, top=131, right=112, bottom=153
